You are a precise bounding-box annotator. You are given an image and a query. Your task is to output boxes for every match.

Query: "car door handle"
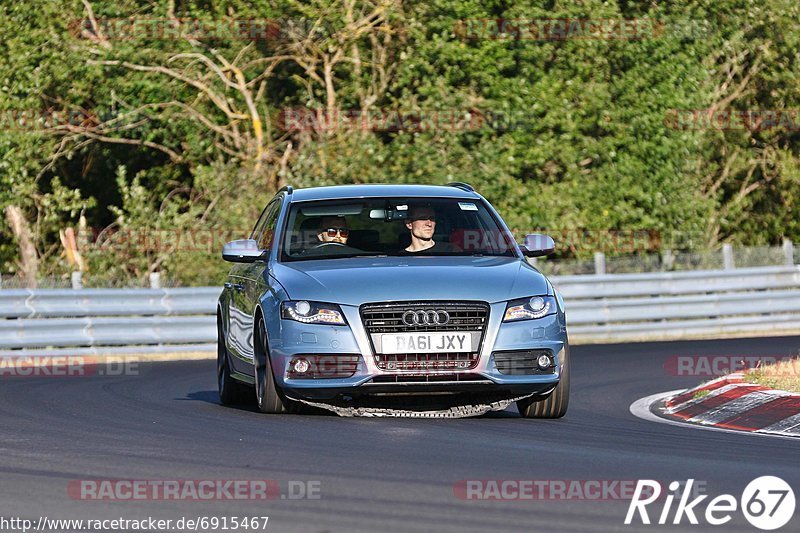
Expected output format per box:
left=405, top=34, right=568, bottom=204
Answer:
left=225, top=282, right=245, bottom=292
left=224, top=282, right=233, bottom=289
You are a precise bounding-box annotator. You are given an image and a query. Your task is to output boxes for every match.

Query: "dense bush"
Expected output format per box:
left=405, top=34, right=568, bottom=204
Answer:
left=1, top=0, right=798, bottom=285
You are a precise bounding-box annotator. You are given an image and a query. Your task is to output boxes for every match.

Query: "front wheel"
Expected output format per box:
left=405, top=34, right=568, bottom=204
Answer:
left=254, top=316, right=288, bottom=414
left=517, top=344, right=570, bottom=419
left=218, top=315, right=250, bottom=405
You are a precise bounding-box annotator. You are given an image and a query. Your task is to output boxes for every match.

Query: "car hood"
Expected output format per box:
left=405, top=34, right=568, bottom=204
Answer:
left=271, top=256, right=549, bottom=306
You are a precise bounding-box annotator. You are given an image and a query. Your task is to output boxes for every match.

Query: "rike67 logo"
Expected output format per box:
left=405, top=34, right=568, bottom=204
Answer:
left=625, top=477, right=795, bottom=530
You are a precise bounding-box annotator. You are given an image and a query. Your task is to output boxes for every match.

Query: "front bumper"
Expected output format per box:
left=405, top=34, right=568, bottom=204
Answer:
left=268, top=302, right=567, bottom=401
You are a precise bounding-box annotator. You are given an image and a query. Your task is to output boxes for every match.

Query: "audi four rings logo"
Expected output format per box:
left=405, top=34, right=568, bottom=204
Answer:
left=402, top=309, right=450, bottom=326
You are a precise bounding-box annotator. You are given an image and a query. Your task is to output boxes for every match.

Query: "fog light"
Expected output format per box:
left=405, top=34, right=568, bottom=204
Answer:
left=537, top=354, right=551, bottom=370
left=293, top=358, right=310, bottom=374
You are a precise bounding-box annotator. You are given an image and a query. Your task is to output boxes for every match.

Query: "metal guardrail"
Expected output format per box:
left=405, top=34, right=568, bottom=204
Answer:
left=560, top=266, right=800, bottom=342
left=0, top=288, right=220, bottom=356
left=0, top=265, right=799, bottom=355
left=554, top=265, right=800, bottom=298
left=0, top=287, right=221, bottom=319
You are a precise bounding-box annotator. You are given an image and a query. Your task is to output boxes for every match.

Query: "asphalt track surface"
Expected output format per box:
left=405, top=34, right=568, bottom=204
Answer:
left=1, top=337, right=799, bottom=533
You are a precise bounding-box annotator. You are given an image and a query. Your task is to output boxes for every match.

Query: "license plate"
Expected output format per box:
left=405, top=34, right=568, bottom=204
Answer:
left=380, top=332, right=472, bottom=354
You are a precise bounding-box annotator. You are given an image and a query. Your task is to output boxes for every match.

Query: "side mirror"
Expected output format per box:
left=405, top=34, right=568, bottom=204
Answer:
left=222, top=239, right=266, bottom=263
left=520, top=234, right=555, bottom=257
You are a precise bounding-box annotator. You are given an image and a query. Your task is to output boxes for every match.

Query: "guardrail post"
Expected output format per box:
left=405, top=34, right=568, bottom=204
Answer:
left=71, top=271, right=83, bottom=289
left=594, top=252, right=606, bottom=275
left=722, top=244, right=735, bottom=270
left=149, top=272, right=161, bottom=289
left=662, top=249, right=675, bottom=271
left=783, top=239, right=795, bottom=266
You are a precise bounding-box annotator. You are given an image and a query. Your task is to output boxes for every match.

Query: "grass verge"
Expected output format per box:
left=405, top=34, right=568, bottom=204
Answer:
left=745, top=358, right=800, bottom=393
left=692, top=389, right=711, bottom=400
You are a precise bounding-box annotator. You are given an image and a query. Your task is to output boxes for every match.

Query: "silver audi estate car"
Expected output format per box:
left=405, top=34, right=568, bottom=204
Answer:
left=217, top=183, right=569, bottom=418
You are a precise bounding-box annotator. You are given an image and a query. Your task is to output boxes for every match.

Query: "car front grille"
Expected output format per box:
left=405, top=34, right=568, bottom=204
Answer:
left=360, top=301, right=489, bottom=371
left=369, top=373, right=488, bottom=384
left=374, top=352, right=480, bottom=371
left=360, top=301, right=488, bottom=334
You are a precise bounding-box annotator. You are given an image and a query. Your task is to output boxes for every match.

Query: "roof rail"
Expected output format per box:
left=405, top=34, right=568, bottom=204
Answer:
left=278, top=185, right=294, bottom=195
left=445, top=182, right=475, bottom=192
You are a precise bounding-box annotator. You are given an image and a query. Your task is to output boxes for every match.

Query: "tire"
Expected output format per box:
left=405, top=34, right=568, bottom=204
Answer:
left=517, top=343, right=570, bottom=419
left=217, top=314, right=250, bottom=405
left=254, top=315, right=288, bottom=414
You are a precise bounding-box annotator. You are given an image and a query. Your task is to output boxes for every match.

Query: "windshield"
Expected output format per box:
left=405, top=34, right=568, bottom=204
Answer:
left=280, top=197, right=517, bottom=262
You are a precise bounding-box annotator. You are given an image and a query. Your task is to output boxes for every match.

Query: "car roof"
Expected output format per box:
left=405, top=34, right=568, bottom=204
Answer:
left=287, top=184, right=481, bottom=202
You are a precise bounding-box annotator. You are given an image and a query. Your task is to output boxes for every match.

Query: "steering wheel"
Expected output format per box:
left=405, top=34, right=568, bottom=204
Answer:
left=312, top=242, right=347, bottom=249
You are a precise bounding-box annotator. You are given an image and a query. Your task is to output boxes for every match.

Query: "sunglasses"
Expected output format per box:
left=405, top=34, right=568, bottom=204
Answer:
left=411, top=215, right=436, bottom=222
left=323, top=227, right=349, bottom=237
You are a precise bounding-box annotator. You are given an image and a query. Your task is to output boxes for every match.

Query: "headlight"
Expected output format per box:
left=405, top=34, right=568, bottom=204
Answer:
left=281, top=301, right=347, bottom=325
left=503, top=296, right=557, bottom=322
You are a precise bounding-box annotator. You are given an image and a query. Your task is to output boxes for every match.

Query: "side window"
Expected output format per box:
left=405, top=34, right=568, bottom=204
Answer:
left=250, top=203, right=273, bottom=241
left=256, top=200, right=281, bottom=250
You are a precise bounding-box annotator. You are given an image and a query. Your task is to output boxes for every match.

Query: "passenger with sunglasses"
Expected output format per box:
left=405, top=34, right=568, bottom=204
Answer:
left=316, top=216, right=350, bottom=245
